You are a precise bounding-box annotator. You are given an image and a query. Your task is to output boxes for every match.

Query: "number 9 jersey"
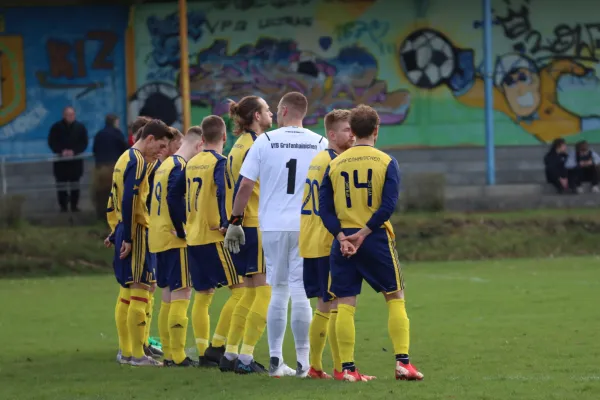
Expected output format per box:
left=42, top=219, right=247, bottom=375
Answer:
left=299, top=149, right=338, bottom=258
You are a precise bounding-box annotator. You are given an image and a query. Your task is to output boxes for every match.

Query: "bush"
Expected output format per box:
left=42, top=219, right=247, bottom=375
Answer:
left=0, top=194, right=25, bottom=228
left=401, top=173, right=446, bottom=212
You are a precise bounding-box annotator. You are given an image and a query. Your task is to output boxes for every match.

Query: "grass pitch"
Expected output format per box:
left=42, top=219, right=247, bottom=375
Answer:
left=1, top=257, right=599, bottom=400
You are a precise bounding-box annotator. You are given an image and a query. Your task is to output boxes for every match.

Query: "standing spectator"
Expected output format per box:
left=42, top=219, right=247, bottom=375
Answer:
left=48, top=106, right=88, bottom=212
left=92, top=114, right=128, bottom=219
left=544, top=138, right=570, bottom=194
left=566, top=140, right=600, bottom=193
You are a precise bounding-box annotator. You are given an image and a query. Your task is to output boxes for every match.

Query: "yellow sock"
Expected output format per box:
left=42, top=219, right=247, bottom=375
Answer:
left=225, top=287, right=255, bottom=355
left=158, top=301, right=171, bottom=361
left=128, top=289, right=150, bottom=358
left=212, top=288, right=243, bottom=348
left=192, top=292, right=213, bottom=355
left=115, top=287, right=131, bottom=357
left=336, top=304, right=356, bottom=366
left=328, top=309, right=342, bottom=371
left=309, top=311, right=330, bottom=371
left=169, top=299, right=191, bottom=364
left=144, top=293, right=154, bottom=346
left=240, top=285, right=271, bottom=356
left=387, top=299, right=410, bottom=355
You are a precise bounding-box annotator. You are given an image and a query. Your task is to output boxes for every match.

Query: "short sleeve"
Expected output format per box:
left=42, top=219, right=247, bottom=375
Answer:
left=239, top=136, right=261, bottom=182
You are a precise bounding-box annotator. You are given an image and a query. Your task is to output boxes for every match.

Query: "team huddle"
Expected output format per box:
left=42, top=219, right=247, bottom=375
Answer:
left=105, top=92, right=423, bottom=382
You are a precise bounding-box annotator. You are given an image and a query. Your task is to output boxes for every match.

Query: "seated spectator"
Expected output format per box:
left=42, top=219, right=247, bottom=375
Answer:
left=566, top=140, right=600, bottom=193
left=544, top=138, right=570, bottom=194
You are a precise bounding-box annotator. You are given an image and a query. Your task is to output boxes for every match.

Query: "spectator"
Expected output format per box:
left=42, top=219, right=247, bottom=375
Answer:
left=91, top=114, right=128, bottom=219
left=544, top=138, right=570, bottom=194
left=566, top=140, right=600, bottom=193
left=48, top=106, right=88, bottom=212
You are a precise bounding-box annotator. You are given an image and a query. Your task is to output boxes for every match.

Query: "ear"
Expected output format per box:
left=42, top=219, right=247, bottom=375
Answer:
left=283, top=106, right=288, bottom=117
left=374, top=125, right=380, bottom=139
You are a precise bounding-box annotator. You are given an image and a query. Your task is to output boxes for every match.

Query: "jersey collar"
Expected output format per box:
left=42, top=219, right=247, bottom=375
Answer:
left=246, top=130, right=258, bottom=141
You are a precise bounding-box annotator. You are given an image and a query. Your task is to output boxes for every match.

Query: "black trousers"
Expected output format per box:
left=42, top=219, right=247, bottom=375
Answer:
left=56, top=179, right=80, bottom=211
left=571, top=166, right=600, bottom=187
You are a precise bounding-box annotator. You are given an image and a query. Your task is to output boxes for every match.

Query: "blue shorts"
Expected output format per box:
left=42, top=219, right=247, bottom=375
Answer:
left=156, top=247, right=191, bottom=291
left=188, top=242, right=242, bottom=291
left=113, top=222, right=156, bottom=288
left=303, top=256, right=334, bottom=302
left=231, top=227, right=265, bottom=277
left=330, top=228, right=404, bottom=298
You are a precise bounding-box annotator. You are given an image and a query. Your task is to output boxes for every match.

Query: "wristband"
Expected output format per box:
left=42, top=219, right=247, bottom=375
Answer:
left=229, top=215, right=244, bottom=226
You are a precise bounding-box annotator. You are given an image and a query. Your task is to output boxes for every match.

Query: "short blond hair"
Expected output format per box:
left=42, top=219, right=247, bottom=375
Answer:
left=201, top=115, right=226, bottom=144
left=324, top=109, right=351, bottom=132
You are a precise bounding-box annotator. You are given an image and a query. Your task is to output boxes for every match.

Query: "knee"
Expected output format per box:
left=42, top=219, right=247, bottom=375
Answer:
left=384, top=290, right=404, bottom=302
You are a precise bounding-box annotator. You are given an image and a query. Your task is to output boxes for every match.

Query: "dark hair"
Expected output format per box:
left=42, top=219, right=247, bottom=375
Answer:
left=132, top=116, right=152, bottom=141
left=324, top=109, right=351, bottom=132
left=551, top=138, right=566, bottom=151
left=105, top=113, right=119, bottom=127
left=280, top=92, right=308, bottom=117
left=349, top=104, right=380, bottom=139
left=229, top=96, right=264, bottom=136
left=139, top=119, right=174, bottom=141
left=201, top=115, right=226, bottom=144
left=576, top=140, right=589, bottom=153
left=169, top=127, right=184, bottom=140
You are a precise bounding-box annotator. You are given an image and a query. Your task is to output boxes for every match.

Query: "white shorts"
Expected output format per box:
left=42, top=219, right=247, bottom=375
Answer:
left=262, top=231, right=304, bottom=288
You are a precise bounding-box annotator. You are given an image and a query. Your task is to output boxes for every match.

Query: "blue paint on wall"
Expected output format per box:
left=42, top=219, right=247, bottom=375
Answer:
left=0, top=6, right=128, bottom=156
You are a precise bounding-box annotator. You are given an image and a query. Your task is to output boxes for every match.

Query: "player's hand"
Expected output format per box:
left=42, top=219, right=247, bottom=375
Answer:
left=104, top=235, right=113, bottom=248
left=172, top=229, right=186, bottom=238
left=224, top=225, right=245, bottom=254
left=344, top=227, right=372, bottom=253
left=210, top=226, right=227, bottom=235
left=120, top=241, right=132, bottom=260
left=340, top=239, right=357, bottom=258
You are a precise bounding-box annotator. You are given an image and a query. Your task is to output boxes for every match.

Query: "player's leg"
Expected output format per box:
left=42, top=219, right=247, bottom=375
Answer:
left=306, top=256, right=334, bottom=379
left=288, top=231, right=313, bottom=377
left=204, top=242, right=243, bottom=364
left=164, top=247, right=196, bottom=367
left=327, top=299, right=342, bottom=376
left=158, top=287, right=172, bottom=365
left=187, top=244, right=218, bottom=367
left=329, top=234, right=374, bottom=382
left=360, top=229, right=423, bottom=381
left=127, top=225, right=161, bottom=366
left=263, top=231, right=295, bottom=377
left=143, top=282, right=162, bottom=359
left=114, top=285, right=131, bottom=364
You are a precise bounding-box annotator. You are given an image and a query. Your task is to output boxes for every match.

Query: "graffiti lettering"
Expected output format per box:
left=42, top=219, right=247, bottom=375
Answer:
left=205, top=19, right=247, bottom=34
left=335, top=20, right=393, bottom=54
left=0, top=104, right=48, bottom=140
left=258, top=16, right=312, bottom=29
left=210, top=0, right=312, bottom=11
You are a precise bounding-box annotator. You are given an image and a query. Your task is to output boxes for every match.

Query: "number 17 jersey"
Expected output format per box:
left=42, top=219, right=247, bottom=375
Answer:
left=239, top=126, right=328, bottom=232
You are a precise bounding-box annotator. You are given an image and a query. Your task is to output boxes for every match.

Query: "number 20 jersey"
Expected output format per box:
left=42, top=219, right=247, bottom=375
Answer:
left=239, top=127, right=328, bottom=232
left=299, top=149, right=337, bottom=258
left=326, top=145, right=396, bottom=236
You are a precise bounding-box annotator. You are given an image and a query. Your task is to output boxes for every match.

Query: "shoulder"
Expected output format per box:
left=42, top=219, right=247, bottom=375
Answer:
left=128, top=148, right=145, bottom=166
left=211, top=151, right=226, bottom=162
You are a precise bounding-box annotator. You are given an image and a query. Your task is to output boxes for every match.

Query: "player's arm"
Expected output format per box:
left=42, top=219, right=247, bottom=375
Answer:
left=318, top=166, right=342, bottom=238
left=214, top=157, right=228, bottom=229
left=230, top=141, right=260, bottom=224
left=365, top=158, right=401, bottom=233
left=167, top=164, right=187, bottom=238
left=106, top=191, right=118, bottom=243
left=121, top=152, right=146, bottom=243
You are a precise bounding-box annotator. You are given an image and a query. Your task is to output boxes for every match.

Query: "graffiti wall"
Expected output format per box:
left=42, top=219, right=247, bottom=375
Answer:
left=133, top=0, right=600, bottom=150
left=0, top=6, right=128, bottom=156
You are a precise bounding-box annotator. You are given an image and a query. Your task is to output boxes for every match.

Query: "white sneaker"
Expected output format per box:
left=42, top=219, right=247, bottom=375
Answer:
left=116, top=350, right=131, bottom=365
left=130, top=355, right=162, bottom=367
left=296, top=362, right=309, bottom=378
left=592, top=185, right=600, bottom=193
left=269, top=357, right=296, bottom=377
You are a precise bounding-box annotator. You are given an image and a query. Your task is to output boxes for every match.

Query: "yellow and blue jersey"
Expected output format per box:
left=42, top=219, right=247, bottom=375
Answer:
left=173, top=149, right=228, bottom=246
left=148, top=155, right=187, bottom=253
left=299, top=148, right=337, bottom=258
left=319, top=145, right=401, bottom=239
left=146, top=160, right=161, bottom=214
left=226, top=131, right=260, bottom=227
left=106, top=148, right=148, bottom=242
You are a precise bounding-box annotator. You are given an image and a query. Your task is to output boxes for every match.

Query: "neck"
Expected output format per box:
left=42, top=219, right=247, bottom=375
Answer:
left=132, top=140, right=145, bottom=155
left=175, top=144, right=195, bottom=161
left=329, top=143, right=343, bottom=154
left=248, top=122, right=264, bottom=135
left=354, top=137, right=375, bottom=147
left=281, top=119, right=303, bottom=128
left=203, top=143, right=222, bottom=153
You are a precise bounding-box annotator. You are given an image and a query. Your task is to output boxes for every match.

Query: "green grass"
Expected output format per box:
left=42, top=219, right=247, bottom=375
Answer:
left=1, top=257, right=599, bottom=399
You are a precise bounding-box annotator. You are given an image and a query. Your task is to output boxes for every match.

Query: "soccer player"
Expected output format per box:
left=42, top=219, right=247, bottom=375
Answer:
left=143, top=126, right=184, bottom=359
left=107, top=119, right=174, bottom=367
left=318, top=105, right=424, bottom=382
left=225, top=92, right=328, bottom=377
left=299, top=109, right=355, bottom=379
left=171, top=115, right=243, bottom=367
left=219, top=96, right=273, bottom=374
left=149, top=126, right=203, bottom=367
left=108, top=116, right=151, bottom=365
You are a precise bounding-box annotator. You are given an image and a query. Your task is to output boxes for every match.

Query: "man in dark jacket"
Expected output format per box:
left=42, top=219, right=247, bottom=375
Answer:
left=48, top=106, right=89, bottom=212
left=544, top=138, right=570, bottom=194
left=92, top=114, right=127, bottom=219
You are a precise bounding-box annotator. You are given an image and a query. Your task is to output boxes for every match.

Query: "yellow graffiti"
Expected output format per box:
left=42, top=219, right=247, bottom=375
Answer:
left=0, top=36, right=26, bottom=126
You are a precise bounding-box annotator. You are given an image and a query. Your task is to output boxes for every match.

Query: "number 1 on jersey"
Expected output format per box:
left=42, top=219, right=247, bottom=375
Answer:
left=285, top=158, right=297, bottom=194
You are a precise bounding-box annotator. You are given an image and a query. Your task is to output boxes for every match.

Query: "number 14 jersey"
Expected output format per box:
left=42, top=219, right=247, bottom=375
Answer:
left=239, top=126, right=328, bottom=232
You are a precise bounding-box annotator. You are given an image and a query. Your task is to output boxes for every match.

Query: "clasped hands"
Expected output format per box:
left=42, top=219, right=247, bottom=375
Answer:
left=337, top=227, right=371, bottom=258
